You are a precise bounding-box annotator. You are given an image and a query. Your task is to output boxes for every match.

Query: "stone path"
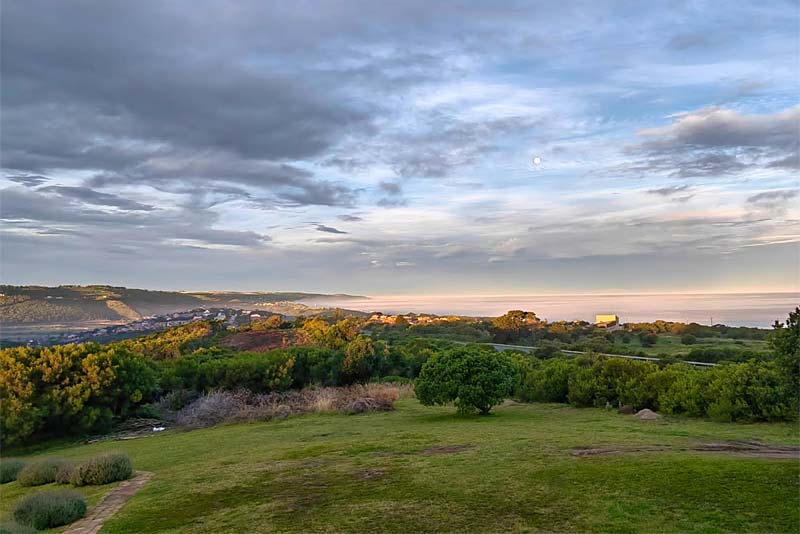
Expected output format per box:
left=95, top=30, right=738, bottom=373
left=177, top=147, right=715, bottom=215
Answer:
left=65, top=471, right=153, bottom=534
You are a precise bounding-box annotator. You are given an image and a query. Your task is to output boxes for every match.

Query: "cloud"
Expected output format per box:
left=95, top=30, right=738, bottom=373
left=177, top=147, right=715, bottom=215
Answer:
left=628, top=106, right=800, bottom=178
left=647, top=185, right=691, bottom=196
left=338, top=214, right=363, bottom=222
left=38, top=186, right=154, bottom=211
left=315, top=224, right=348, bottom=234
left=5, top=174, right=49, bottom=187
left=379, top=181, right=402, bottom=195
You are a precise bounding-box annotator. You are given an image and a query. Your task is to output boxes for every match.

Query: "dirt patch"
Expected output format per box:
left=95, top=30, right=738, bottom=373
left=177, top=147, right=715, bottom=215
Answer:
left=572, top=441, right=799, bottom=460
left=219, top=329, right=309, bottom=352
left=352, top=468, right=386, bottom=481
left=422, top=444, right=474, bottom=455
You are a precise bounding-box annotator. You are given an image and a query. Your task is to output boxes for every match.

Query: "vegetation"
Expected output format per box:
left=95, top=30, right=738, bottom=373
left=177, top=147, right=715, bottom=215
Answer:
left=416, top=346, right=518, bottom=414
left=0, top=344, right=158, bottom=444
left=1, top=309, right=795, bottom=446
left=71, top=453, right=132, bottom=486
left=1, top=401, right=797, bottom=533
left=12, top=490, right=86, bottom=530
left=0, top=460, right=25, bottom=484
left=16, top=459, right=71, bottom=487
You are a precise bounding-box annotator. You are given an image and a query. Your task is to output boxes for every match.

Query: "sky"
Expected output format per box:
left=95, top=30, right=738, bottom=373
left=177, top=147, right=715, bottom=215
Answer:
left=1, top=1, right=798, bottom=295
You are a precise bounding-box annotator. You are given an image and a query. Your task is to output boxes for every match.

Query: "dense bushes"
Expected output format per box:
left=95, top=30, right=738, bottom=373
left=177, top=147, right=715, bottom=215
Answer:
left=416, top=346, right=518, bottom=414
left=0, top=344, right=158, bottom=444
left=71, top=453, right=132, bottom=486
left=13, top=490, right=86, bottom=530
left=1, top=459, right=25, bottom=484
left=160, top=348, right=296, bottom=393
left=17, top=459, right=71, bottom=487
left=509, top=352, right=796, bottom=422
left=118, top=320, right=226, bottom=359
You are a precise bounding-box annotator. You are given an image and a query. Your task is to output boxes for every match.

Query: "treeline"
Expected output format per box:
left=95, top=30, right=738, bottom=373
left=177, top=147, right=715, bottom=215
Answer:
left=2, top=308, right=797, bottom=445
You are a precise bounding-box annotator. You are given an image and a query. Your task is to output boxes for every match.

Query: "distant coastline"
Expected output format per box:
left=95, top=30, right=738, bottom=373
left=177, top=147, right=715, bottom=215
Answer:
left=303, top=292, right=799, bottom=328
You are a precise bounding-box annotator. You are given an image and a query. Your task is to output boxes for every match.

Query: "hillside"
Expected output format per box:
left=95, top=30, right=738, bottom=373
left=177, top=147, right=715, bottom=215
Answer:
left=0, top=285, right=365, bottom=324
left=2, top=401, right=797, bottom=533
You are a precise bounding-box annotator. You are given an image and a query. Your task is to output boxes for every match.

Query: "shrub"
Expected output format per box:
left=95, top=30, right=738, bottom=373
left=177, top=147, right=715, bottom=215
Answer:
left=0, top=521, right=40, bottom=534
left=528, top=358, right=578, bottom=403
left=681, top=334, right=697, bottom=345
left=0, top=344, right=158, bottom=444
left=17, top=459, right=71, bottom=487
left=71, top=454, right=132, bottom=486
left=415, top=346, right=519, bottom=415
left=13, top=490, right=86, bottom=530
left=1, top=459, right=25, bottom=484
left=55, top=462, right=75, bottom=485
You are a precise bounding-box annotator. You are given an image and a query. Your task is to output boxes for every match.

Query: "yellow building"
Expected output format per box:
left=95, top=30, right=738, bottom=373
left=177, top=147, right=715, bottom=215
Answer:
left=594, top=314, right=619, bottom=329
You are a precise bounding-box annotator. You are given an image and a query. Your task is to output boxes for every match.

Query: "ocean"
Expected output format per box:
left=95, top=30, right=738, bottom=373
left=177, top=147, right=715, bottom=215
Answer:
left=304, top=292, right=799, bottom=328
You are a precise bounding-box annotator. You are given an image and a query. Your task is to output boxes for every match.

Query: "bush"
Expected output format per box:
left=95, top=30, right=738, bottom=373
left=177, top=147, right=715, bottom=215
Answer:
left=1, top=459, right=25, bottom=484
left=681, top=334, right=697, bottom=345
left=55, top=462, right=75, bottom=485
left=159, top=348, right=295, bottom=394
left=0, top=344, right=159, bottom=444
left=0, top=521, right=40, bottom=534
left=13, top=490, right=86, bottom=530
left=415, top=346, right=519, bottom=414
left=527, top=358, right=579, bottom=403
left=71, top=454, right=132, bottom=486
left=17, top=459, right=71, bottom=487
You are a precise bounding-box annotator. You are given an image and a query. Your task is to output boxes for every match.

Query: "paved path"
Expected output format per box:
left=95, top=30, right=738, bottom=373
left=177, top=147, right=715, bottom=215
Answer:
left=65, top=471, right=153, bottom=534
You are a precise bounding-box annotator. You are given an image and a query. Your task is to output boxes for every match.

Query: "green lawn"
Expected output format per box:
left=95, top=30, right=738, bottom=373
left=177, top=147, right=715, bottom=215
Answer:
left=617, top=334, right=769, bottom=357
left=3, top=400, right=798, bottom=533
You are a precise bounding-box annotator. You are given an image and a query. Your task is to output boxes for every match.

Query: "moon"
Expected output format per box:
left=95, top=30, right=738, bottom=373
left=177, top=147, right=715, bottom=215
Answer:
left=532, top=156, right=542, bottom=166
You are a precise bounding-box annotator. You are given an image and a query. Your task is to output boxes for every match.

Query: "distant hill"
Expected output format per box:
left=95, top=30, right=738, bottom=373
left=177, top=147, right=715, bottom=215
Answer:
left=0, top=285, right=365, bottom=325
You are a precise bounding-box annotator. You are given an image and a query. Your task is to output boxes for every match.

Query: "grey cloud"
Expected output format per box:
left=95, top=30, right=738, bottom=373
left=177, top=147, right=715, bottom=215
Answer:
left=38, top=186, right=154, bottom=211
left=747, top=189, right=799, bottom=203
left=315, top=224, right=348, bottom=234
left=379, top=181, right=402, bottom=195
left=338, top=214, right=363, bottom=222
left=628, top=106, right=799, bottom=178
left=0, top=187, right=270, bottom=249
left=5, top=174, right=49, bottom=187
left=647, top=185, right=691, bottom=196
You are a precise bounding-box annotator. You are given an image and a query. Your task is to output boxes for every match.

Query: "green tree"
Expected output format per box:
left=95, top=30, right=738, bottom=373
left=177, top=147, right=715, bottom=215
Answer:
left=681, top=334, right=697, bottom=345
left=768, top=307, right=800, bottom=412
left=341, top=336, right=377, bottom=384
left=415, top=346, right=518, bottom=415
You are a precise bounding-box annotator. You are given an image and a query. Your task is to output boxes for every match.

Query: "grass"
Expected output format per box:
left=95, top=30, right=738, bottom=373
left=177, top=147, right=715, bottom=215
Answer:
left=616, top=334, right=769, bottom=357
left=4, top=400, right=798, bottom=533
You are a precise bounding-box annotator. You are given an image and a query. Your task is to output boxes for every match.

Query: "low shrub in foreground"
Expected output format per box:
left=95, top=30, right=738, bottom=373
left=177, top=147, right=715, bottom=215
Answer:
left=55, top=462, right=75, bottom=485
left=0, top=521, right=40, bottom=534
left=166, top=383, right=413, bottom=429
left=1, top=459, right=25, bottom=484
left=17, top=458, right=71, bottom=487
left=13, top=490, right=86, bottom=530
left=71, top=454, right=132, bottom=486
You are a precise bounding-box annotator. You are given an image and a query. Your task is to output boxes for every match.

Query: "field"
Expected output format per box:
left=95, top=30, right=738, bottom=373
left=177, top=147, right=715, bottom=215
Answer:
left=614, top=334, right=769, bottom=357
left=3, top=400, right=798, bottom=533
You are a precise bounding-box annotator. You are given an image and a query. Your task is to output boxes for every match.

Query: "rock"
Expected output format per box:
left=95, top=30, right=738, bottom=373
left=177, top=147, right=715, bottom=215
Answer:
left=634, top=408, right=660, bottom=420
left=618, top=404, right=635, bottom=414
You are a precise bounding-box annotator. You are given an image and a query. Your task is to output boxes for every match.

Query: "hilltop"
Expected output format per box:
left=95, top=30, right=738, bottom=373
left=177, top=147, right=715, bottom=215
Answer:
left=0, top=285, right=365, bottom=325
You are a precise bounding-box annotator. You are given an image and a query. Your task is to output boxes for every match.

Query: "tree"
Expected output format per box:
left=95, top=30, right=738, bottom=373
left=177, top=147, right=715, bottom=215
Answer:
left=681, top=334, right=697, bottom=345
left=769, top=307, right=800, bottom=411
left=415, top=346, right=518, bottom=415
left=639, top=332, right=658, bottom=347
left=341, top=336, right=377, bottom=384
